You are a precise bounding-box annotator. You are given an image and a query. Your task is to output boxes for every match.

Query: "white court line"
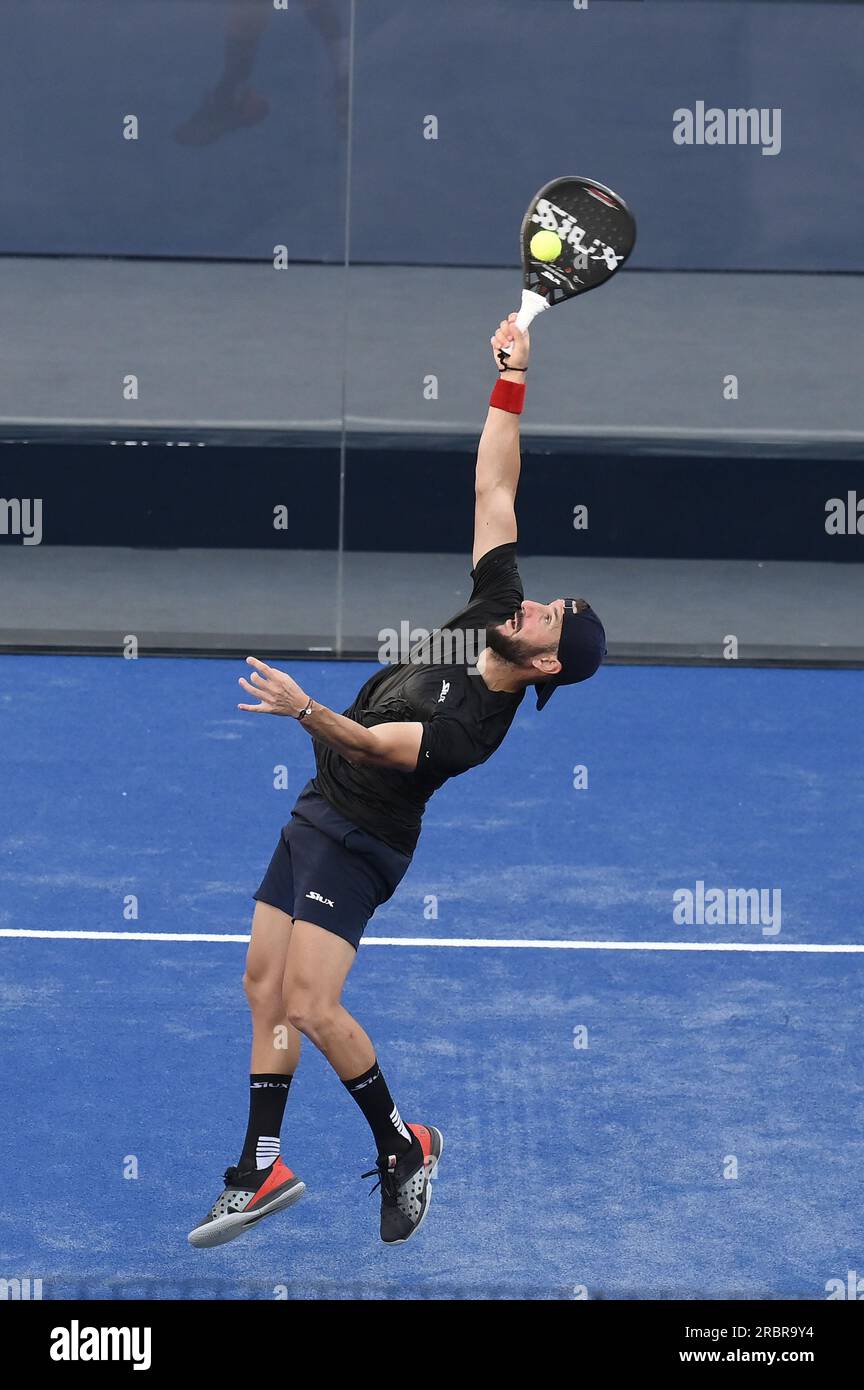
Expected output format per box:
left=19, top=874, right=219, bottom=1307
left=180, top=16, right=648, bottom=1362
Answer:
left=0, top=928, right=861, bottom=953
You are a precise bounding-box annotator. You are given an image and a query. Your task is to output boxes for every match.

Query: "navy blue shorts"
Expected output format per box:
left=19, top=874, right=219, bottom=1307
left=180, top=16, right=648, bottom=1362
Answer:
left=253, top=786, right=412, bottom=951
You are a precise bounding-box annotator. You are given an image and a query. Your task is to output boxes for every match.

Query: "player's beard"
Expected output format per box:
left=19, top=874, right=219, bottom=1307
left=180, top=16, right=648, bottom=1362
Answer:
left=485, top=621, right=552, bottom=670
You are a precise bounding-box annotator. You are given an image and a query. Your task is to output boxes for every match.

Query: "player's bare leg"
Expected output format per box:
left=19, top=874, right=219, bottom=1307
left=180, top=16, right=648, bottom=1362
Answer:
left=283, top=921, right=442, bottom=1244
left=245, top=901, right=301, bottom=1074
left=281, top=919, right=371, bottom=1077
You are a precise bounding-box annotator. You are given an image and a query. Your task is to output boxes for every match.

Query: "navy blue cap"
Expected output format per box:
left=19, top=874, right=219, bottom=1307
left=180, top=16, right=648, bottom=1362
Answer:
left=535, top=600, right=606, bottom=710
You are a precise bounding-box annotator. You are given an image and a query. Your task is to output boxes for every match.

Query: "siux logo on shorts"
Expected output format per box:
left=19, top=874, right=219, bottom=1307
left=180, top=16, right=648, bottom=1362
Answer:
left=306, top=890, right=335, bottom=908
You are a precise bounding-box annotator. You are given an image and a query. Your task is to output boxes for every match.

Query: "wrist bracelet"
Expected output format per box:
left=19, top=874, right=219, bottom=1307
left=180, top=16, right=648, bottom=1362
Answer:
left=296, top=698, right=315, bottom=721
left=497, top=364, right=527, bottom=373
left=489, top=378, right=526, bottom=415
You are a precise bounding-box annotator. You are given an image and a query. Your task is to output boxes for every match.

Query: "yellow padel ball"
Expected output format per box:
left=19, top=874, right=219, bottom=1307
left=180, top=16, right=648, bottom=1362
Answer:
left=529, top=230, right=563, bottom=262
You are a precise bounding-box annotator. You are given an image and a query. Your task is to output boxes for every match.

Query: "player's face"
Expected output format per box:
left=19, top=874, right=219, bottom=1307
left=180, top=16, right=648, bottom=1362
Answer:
left=499, top=599, right=565, bottom=653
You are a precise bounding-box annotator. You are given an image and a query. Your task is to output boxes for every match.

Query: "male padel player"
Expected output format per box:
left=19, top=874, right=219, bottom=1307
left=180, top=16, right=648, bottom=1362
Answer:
left=189, top=315, right=606, bottom=1249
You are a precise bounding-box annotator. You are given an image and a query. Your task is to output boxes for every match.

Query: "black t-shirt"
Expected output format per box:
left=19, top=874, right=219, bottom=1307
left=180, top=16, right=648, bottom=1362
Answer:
left=308, top=543, right=525, bottom=855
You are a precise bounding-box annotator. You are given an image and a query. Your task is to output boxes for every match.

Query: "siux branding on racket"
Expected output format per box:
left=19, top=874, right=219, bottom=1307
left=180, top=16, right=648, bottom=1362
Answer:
left=499, top=176, right=636, bottom=363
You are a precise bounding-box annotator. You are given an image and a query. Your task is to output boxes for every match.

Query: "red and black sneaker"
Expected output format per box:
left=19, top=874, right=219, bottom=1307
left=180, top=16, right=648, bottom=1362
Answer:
left=187, top=1156, right=305, bottom=1248
left=361, top=1123, right=444, bottom=1245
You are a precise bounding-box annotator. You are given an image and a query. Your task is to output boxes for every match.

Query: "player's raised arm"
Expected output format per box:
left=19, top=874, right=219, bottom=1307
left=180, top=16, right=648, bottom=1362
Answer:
left=472, top=314, right=530, bottom=568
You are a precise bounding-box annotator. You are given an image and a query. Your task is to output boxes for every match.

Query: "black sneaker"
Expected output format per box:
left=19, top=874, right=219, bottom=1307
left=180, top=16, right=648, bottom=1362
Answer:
left=361, top=1123, right=444, bottom=1244
left=188, top=1157, right=305, bottom=1248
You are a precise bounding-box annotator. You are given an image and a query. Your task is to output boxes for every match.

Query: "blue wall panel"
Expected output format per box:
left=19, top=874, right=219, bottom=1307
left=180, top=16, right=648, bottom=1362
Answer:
left=1, top=0, right=861, bottom=270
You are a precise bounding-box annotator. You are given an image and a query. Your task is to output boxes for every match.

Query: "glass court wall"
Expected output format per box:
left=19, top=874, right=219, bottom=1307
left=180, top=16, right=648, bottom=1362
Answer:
left=1, top=0, right=862, bottom=662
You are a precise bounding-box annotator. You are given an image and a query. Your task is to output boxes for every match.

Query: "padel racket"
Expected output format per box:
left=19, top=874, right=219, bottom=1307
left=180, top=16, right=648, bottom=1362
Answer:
left=499, top=175, right=636, bottom=362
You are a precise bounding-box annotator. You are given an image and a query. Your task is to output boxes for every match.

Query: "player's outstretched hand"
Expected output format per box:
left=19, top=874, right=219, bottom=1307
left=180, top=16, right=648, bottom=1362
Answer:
left=490, top=313, right=530, bottom=372
left=238, top=657, right=309, bottom=717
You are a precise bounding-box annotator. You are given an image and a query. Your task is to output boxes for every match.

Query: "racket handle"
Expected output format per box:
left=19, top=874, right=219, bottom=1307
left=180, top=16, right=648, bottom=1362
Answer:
left=500, top=289, right=549, bottom=355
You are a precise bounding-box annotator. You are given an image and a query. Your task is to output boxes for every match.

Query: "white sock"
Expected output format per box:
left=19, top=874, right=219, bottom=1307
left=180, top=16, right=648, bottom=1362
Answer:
left=255, top=1135, right=280, bottom=1169
left=390, top=1105, right=411, bottom=1142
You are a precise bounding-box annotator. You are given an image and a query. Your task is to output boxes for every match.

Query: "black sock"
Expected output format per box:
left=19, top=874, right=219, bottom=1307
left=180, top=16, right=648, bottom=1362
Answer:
left=342, top=1060, right=415, bottom=1159
left=239, top=1073, right=293, bottom=1170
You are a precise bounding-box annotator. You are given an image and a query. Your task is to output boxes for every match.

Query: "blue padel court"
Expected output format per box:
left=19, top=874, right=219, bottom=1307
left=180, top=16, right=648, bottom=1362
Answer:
left=1, top=655, right=862, bottom=1300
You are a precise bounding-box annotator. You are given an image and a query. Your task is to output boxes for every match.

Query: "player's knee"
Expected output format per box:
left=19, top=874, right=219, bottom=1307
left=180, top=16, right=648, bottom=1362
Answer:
left=243, top=967, right=283, bottom=1021
left=282, top=985, right=332, bottom=1038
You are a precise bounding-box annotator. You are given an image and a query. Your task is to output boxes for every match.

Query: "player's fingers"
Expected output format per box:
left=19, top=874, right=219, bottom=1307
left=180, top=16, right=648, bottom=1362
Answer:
left=237, top=702, right=266, bottom=712
left=250, top=670, right=268, bottom=685
left=507, top=312, right=518, bottom=323
left=239, top=676, right=269, bottom=699
left=245, top=656, right=272, bottom=675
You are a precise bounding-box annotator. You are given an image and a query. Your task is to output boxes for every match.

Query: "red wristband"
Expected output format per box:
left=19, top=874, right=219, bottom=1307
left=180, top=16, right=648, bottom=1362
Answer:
left=489, top=378, right=526, bottom=415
